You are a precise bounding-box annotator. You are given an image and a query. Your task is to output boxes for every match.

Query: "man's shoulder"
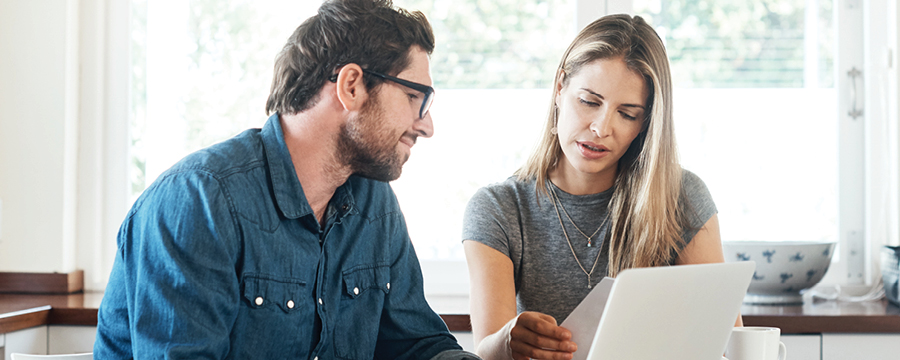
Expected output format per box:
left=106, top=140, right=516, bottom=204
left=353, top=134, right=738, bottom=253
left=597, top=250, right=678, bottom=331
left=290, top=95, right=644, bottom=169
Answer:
left=133, top=128, right=268, bottom=212
left=168, top=128, right=266, bottom=179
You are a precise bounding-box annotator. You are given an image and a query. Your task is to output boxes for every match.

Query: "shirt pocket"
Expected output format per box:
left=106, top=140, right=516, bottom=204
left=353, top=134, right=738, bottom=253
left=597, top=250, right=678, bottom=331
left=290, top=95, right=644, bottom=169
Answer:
left=335, top=264, right=391, bottom=359
left=233, top=274, right=312, bottom=359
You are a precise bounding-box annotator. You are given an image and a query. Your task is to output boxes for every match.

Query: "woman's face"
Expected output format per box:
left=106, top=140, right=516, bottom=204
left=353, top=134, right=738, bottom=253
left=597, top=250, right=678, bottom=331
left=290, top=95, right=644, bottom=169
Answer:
left=554, top=56, right=648, bottom=185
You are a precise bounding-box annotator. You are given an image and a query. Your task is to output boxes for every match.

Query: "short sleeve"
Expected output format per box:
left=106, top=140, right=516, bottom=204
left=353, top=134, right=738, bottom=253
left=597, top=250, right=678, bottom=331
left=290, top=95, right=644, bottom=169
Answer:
left=681, top=170, right=718, bottom=245
left=461, top=185, right=518, bottom=260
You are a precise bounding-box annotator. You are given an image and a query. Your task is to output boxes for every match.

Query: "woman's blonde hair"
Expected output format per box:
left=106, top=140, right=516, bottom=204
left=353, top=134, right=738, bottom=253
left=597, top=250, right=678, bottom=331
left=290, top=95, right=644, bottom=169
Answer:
left=515, top=14, right=686, bottom=277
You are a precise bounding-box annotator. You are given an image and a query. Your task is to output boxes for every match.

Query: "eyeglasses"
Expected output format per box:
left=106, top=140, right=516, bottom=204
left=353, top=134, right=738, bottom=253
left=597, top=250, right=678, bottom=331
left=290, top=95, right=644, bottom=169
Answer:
left=329, top=69, right=435, bottom=119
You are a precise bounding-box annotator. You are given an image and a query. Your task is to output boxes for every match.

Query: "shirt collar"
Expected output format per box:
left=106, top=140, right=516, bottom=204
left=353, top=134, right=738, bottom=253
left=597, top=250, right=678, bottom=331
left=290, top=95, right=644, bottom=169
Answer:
left=261, top=113, right=314, bottom=219
left=260, top=113, right=358, bottom=221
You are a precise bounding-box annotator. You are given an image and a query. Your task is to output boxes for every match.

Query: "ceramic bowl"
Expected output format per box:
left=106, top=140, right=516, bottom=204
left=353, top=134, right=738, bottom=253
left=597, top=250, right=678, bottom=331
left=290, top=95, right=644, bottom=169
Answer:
left=722, top=241, right=836, bottom=305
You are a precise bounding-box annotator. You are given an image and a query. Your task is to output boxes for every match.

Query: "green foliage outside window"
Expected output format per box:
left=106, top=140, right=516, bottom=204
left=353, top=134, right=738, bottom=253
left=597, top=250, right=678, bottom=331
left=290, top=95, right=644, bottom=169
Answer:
left=395, top=0, right=574, bottom=89
left=635, top=0, right=834, bottom=88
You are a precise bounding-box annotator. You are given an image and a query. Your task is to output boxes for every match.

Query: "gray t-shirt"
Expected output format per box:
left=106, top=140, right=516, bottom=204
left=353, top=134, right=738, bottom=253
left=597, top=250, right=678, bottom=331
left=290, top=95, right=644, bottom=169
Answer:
left=462, top=170, right=717, bottom=323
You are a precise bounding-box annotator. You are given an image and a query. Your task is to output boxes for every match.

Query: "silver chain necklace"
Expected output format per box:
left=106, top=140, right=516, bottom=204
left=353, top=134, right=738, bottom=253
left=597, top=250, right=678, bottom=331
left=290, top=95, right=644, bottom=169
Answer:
left=548, top=182, right=610, bottom=289
left=548, top=182, right=608, bottom=247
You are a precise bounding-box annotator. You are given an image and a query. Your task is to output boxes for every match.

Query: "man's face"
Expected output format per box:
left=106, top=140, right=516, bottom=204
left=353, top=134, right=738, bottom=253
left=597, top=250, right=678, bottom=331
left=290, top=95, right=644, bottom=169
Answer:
left=337, top=46, right=434, bottom=182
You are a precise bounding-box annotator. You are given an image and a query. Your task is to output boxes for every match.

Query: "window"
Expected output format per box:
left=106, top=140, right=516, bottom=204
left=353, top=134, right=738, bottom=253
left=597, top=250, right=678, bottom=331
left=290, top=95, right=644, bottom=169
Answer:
left=125, top=0, right=882, bottom=291
left=390, top=0, right=575, bottom=259
left=627, top=0, right=877, bottom=286
left=130, top=0, right=321, bottom=198
left=632, top=0, right=839, bottom=243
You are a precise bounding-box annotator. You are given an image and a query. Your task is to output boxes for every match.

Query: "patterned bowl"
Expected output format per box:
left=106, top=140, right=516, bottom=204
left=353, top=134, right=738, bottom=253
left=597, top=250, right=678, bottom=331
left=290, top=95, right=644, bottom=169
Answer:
left=722, top=241, right=836, bottom=305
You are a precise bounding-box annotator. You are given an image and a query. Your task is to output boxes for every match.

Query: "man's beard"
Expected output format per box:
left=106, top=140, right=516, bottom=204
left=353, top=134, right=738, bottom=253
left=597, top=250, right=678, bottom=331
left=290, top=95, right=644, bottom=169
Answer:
left=336, top=97, right=410, bottom=182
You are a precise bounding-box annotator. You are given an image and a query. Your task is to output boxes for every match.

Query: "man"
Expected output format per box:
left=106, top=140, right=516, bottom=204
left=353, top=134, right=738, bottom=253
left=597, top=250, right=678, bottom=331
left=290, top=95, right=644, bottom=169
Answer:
left=94, top=0, right=478, bottom=358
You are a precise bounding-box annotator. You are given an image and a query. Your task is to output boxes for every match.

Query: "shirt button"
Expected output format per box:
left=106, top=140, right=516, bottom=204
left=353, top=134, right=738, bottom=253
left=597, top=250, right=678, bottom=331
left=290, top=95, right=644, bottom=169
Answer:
left=318, top=298, right=323, bottom=305
left=314, top=357, right=318, bottom=360
left=286, top=300, right=294, bottom=309
left=353, top=287, right=360, bottom=295
left=342, top=204, right=349, bottom=211
left=386, top=282, right=390, bottom=290
left=255, top=296, right=264, bottom=306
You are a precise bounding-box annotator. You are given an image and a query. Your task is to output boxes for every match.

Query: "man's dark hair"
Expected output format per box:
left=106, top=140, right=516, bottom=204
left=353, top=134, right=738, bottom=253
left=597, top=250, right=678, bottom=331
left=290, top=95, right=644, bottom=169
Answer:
left=265, top=0, right=435, bottom=115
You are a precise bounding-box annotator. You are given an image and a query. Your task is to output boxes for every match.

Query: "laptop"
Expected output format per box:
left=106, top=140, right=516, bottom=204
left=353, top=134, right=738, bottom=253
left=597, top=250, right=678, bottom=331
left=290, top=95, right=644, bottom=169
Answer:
left=560, top=261, right=756, bottom=360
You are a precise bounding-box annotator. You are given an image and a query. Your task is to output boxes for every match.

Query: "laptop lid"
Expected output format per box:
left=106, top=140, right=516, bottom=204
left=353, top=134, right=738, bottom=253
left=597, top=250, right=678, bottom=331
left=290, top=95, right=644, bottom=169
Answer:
left=564, top=262, right=755, bottom=360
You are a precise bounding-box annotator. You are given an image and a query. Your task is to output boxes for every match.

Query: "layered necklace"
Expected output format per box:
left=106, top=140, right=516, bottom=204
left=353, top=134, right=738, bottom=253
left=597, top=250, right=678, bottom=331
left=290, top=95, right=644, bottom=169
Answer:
left=548, top=181, right=611, bottom=289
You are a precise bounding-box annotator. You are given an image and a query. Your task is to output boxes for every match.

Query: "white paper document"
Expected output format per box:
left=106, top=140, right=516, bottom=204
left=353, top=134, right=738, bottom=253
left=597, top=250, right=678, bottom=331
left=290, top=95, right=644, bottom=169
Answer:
left=559, top=277, right=615, bottom=360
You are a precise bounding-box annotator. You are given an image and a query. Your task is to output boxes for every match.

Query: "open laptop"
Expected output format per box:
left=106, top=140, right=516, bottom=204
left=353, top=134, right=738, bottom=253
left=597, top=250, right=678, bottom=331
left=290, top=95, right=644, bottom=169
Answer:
left=560, top=261, right=755, bottom=360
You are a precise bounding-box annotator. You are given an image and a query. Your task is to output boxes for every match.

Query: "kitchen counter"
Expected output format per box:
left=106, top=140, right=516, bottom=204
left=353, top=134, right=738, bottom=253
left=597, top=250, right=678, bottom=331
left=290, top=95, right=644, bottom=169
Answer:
left=0, top=292, right=103, bottom=334
left=740, top=298, right=900, bottom=333
left=1, top=292, right=899, bottom=334
left=431, top=296, right=900, bottom=334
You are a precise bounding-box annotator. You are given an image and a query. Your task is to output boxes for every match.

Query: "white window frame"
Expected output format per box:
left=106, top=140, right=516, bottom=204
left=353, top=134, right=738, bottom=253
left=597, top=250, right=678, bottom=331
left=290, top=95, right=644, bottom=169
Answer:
left=861, top=0, right=900, bottom=286
left=77, top=0, right=131, bottom=291
left=834, top=0, right=867, bottom=286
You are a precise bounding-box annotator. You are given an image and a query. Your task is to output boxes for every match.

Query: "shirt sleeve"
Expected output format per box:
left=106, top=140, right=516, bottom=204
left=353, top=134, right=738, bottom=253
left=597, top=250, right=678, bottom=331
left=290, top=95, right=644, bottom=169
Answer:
left=461, top=185, right=518, bottom=258
left=681, top=170, right=718, bottom=245
left=115, top=172, right=241, bottom=359
left=371, top=199, right=467, bottom=359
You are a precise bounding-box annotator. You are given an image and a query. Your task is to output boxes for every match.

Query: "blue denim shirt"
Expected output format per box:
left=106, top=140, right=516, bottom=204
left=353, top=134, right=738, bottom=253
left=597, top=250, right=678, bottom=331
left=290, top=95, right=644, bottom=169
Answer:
left=95, top=114, right=476, bottom=360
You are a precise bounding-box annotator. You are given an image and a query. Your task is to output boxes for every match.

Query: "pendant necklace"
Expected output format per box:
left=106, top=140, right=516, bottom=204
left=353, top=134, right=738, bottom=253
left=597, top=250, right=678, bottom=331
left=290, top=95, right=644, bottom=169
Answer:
left=551, top=183, right=606, bottom=247
left=548, top=181, right=610, bottom=289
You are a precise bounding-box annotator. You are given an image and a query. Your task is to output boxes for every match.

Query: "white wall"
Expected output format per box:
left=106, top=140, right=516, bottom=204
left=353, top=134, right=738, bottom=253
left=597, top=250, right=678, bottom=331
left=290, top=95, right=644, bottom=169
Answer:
left=0, top=0, right=78, bottom=273
left=0, top=0, right=128, bottom=290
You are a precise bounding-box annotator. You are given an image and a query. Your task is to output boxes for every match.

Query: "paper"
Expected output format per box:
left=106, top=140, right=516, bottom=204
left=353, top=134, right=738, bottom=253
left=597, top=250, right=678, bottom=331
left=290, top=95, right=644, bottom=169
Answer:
left=560, top=277, right=616, bottom=360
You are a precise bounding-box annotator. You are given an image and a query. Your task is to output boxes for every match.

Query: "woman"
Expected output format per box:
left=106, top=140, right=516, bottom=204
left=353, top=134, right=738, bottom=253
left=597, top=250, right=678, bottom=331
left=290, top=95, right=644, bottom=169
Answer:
left=462, top=14, right=737, bottom=360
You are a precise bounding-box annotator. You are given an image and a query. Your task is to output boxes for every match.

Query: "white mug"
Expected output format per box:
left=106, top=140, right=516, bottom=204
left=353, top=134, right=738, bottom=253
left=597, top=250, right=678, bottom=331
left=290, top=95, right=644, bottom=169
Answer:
left=724, top=327, right=787, bottom=360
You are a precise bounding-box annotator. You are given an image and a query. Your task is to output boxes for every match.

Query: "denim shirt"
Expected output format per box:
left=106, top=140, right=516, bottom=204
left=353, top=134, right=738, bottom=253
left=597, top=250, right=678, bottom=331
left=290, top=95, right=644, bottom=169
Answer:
left=95, top=114, right=476, bottom=360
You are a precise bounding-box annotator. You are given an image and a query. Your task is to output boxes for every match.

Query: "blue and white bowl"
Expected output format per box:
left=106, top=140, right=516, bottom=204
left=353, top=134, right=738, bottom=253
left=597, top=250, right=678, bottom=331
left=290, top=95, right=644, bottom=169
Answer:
left=722, top=241, right=836, bottom=305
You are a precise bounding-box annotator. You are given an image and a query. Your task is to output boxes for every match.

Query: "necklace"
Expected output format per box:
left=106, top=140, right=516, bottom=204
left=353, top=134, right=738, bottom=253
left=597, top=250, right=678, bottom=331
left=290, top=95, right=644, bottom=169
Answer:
left=548, top=182, right=608, bottom=247
left=548, top=182, right=610, bottom=289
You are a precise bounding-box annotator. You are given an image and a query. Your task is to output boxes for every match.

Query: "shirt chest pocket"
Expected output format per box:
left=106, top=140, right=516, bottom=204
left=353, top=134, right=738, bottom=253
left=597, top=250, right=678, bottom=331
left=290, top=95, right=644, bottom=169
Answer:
left=234, top=274, right=313, bottom=359
left=335, top=265, right=391, bottom=359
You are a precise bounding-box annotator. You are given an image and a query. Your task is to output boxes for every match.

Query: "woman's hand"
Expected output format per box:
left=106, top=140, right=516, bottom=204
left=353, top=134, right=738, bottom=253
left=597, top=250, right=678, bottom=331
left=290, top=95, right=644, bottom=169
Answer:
left=504, top=311, right=577, bottom=360
left=465, top=241, right=577, bottom=359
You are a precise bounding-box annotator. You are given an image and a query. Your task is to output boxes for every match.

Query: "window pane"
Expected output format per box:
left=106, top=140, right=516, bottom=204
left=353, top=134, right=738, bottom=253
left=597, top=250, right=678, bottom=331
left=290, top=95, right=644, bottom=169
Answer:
left=633, top=0, right=838, bottom=242
left=396, top=0, right=573, bottom=89
left=392, top=0, right=574, bottom=259
left=130, top=0, right=318, bottom=201
left=634, top=0, right=834, bottom=88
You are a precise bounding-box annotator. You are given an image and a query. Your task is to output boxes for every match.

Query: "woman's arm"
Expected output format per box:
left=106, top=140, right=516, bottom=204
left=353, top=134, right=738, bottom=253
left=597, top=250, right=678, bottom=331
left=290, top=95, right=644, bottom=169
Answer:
left=464, top=240, right=577, bottom=360
left=674, top=213, right=743, bottom=327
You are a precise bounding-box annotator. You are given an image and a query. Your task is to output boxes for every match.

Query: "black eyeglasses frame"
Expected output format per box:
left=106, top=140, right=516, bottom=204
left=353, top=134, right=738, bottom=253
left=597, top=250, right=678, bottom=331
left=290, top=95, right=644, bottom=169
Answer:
left=328, top=69, right=435, bottom=119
